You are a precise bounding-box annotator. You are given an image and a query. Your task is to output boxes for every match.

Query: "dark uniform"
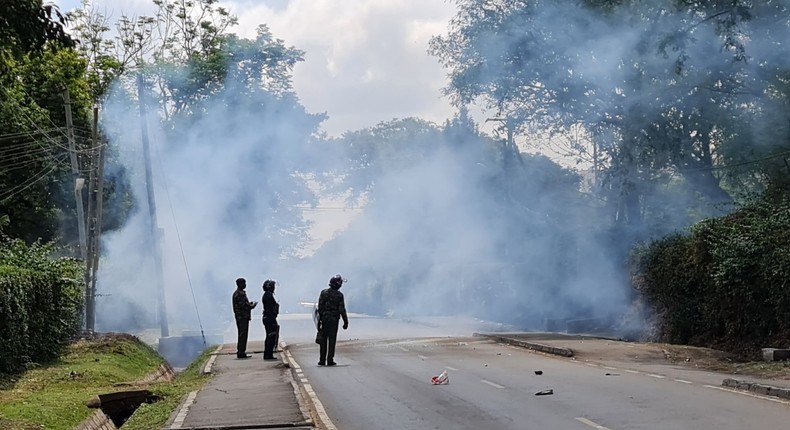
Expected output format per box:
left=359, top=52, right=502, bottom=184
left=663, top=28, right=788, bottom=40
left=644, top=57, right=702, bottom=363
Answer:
left=261, top=280, right=280, bottom=360
left=317, top=275, right=349, bottom=366
left=232, top=278, right=257, bottom=358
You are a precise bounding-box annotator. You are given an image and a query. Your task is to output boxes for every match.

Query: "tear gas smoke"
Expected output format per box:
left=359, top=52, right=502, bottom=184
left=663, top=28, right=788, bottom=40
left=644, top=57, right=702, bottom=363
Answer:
left=93, top=1, right=790, bottom=339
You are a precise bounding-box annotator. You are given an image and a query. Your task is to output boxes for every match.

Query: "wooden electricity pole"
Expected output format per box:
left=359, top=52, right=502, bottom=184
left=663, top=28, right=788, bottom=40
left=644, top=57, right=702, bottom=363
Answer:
left=63, top=89, right=88, bottom=261
left=63, top=89, right=90, bottom=331
left=88, top=106, right=107, bottom=332
left=83, top=106, right=105, bottom=332
left=137, top=72, right=170, bottom=338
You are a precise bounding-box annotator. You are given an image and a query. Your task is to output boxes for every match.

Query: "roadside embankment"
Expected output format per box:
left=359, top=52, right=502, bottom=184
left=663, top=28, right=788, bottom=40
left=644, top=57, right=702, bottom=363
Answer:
left=0, top=333, right=216, bottom=430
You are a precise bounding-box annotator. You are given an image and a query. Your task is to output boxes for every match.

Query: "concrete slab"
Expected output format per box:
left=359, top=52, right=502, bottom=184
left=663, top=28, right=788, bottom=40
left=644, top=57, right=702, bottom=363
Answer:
left=761, top=348, right=790, bottom=362
left=173, top=341, right=311, bottom=429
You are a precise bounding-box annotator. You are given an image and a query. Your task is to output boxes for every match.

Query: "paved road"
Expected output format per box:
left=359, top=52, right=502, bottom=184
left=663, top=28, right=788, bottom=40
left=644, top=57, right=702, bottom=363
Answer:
left=282, top=314, right=790, bottom=430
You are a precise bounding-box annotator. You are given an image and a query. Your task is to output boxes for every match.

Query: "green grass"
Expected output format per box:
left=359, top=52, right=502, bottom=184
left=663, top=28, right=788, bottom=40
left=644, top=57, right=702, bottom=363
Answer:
left=121, top=347, right=216, bottom=430
left=0, top=334, right=165, bottom=430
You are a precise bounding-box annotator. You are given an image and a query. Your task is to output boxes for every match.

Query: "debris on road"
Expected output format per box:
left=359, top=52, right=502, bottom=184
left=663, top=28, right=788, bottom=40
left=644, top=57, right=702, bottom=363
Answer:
left=484, top=363, right=488, bottom=367
left=431, top=370, right=449, bottom=385
left=535, top=389, right=554, bottom=396
left=605, top=373, right=620, bottom=376
left=534, top=370, right=543, bottom=375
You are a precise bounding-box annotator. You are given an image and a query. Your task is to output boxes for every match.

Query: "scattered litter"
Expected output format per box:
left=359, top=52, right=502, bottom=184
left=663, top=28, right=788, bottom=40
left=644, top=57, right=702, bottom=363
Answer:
left=534, top=370, right=543, bottom=375
left=535, top=389, right=553, bottom=396
left=497, top=352, right=502, bottom=355
left=605, top=373, right=620, bottom=376
left=459, top=342, right=468, bottom=346
left=431, top=370, right=449, bottom=385
left=484, top=363, right=488, bottom=367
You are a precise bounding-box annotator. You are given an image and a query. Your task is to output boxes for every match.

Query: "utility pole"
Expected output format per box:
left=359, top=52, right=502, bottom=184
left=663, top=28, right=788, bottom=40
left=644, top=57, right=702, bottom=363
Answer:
left=83, top=106, right=105, bottom=332
left=84, top=107, right=98, bottom=331
left=88, top=106, right=107, bottom=333
left=137, top=72, right=170, bottom=338
left=63, top=89, right=88, bottom=261
left=63, top=89, right=89, bottom=330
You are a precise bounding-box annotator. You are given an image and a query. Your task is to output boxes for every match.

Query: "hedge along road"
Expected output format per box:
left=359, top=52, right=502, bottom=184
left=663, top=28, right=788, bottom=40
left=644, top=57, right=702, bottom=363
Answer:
left=279, top=314, right=790, bottom=430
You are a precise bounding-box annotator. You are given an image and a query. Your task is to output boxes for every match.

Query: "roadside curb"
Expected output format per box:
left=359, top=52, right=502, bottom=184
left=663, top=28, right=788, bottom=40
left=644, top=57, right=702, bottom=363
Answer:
left=722, top=378, right=790, bottom=400
left=474, top=333, right=574, bottom=357
left=281, top=341, right=328, bottom=430
left=202, top=345, right=223, bottom=375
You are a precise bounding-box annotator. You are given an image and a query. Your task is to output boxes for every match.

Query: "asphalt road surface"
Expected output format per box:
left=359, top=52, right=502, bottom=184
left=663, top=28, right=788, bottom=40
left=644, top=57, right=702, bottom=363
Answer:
left=280, top=314, right=790, bottom=430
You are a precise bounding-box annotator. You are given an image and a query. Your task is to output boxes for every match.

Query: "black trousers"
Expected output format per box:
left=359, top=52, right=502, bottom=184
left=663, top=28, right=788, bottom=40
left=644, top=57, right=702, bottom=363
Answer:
left=319, top=319, right=339, bottom=364
left=235, top=317, right=250, bottom=357
left=263, top=317, right=279, bottom=358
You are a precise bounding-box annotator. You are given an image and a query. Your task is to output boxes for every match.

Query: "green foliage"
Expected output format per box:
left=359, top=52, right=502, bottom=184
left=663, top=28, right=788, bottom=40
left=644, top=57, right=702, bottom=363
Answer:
left=632, top=195, right=790, bottom=356
left=0, top=239, right=84, bottom=374
left=429, top=0, right=790, bottom=226
left=0, top=0, right=74, bottom=70
left=122, top=346, right=215, bottom=430
left=0, top=334, right=166, bottom=430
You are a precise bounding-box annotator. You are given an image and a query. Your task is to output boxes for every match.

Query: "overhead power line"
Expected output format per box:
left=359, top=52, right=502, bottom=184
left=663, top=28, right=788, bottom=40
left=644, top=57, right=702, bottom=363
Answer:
left=0, top=156, right=66, bottom=203
left=676, top=149, right=790, bottom=173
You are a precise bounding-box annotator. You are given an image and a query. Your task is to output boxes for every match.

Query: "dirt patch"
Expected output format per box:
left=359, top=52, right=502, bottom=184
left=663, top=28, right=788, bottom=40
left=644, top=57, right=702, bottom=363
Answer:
left=68, top=333, right=152, bottom=355
left=661, top=344, right=790, bottom=379
left=496, top=334, right=790, bottom=380
left=558, top=338, right=790, bottom=380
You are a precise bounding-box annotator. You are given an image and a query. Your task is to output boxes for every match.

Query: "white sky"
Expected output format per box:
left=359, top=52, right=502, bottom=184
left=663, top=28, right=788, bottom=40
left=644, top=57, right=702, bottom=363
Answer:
left=59, top=0, right=459, bottom=137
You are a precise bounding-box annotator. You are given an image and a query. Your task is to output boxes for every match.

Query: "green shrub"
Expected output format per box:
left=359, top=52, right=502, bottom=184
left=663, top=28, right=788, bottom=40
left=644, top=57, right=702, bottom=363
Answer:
left=632, top=195, right=790, bottom=357
left=0, top=239, right=83, bottom=373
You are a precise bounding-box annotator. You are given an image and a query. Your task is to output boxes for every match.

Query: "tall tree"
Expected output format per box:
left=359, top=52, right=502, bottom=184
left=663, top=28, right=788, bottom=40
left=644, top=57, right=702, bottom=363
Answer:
left=0, top=0, right=74, bottom=69
left=430, top=0, right=790, bottom=228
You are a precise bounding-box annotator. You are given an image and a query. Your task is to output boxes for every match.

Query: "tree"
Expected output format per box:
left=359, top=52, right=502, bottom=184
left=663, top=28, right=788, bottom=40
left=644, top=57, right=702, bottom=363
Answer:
left=0, top=0, right=74, bottom=69
left=429, top=0, right=790, bottom=230
left=0, top=51, right=96, bottom=243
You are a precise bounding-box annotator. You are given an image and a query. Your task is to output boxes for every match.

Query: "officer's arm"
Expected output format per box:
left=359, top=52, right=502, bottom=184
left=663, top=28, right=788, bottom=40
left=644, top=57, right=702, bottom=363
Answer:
left=244, top=292, right=257, bottom=309
left=340, top=295, right=349, bottom=327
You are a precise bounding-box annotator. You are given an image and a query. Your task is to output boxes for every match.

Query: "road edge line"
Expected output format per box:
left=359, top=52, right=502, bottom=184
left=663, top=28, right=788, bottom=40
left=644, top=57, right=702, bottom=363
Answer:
left=282, top=341, right=337, bottom=430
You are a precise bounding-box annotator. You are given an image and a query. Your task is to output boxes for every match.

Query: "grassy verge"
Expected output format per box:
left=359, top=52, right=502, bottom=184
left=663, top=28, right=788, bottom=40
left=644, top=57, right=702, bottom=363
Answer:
left=122, top=347, right=216, bottom=430
left=0, top=334, right=164, bottom=430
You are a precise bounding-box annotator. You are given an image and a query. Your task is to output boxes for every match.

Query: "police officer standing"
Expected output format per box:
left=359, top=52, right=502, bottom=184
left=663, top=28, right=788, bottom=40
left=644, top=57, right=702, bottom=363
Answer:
left=232, top=278, right=257, bottom=359
left=317, top=274, right=349, bottom=366
left=261, top=279, right=280, bottom=360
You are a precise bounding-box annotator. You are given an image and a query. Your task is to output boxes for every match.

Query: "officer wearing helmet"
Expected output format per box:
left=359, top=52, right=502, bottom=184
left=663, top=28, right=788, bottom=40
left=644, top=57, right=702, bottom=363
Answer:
left=261, top=279, right=280, bottom=360
left=317, top=274, right=349, bottom=366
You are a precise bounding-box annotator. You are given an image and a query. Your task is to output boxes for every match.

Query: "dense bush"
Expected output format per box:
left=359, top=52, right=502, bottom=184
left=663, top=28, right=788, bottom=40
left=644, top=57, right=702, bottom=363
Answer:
left=0, top=239, right=83, bottom=373
left=632, top=195, right=790, bottom=357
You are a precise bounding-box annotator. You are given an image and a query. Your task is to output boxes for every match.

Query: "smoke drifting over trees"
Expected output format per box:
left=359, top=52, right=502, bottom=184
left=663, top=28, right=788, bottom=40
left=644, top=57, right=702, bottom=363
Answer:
left=76, top=0, right=790, bottom=336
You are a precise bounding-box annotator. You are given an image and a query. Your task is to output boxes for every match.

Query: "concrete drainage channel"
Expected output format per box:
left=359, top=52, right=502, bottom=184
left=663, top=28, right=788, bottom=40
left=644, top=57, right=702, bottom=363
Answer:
left=74, top=363, right=176, bottom=430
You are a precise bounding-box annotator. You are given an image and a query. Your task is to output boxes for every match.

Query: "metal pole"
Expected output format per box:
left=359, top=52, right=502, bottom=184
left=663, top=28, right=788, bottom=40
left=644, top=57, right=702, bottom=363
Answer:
left=137, top=72, right=170, bottom=338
